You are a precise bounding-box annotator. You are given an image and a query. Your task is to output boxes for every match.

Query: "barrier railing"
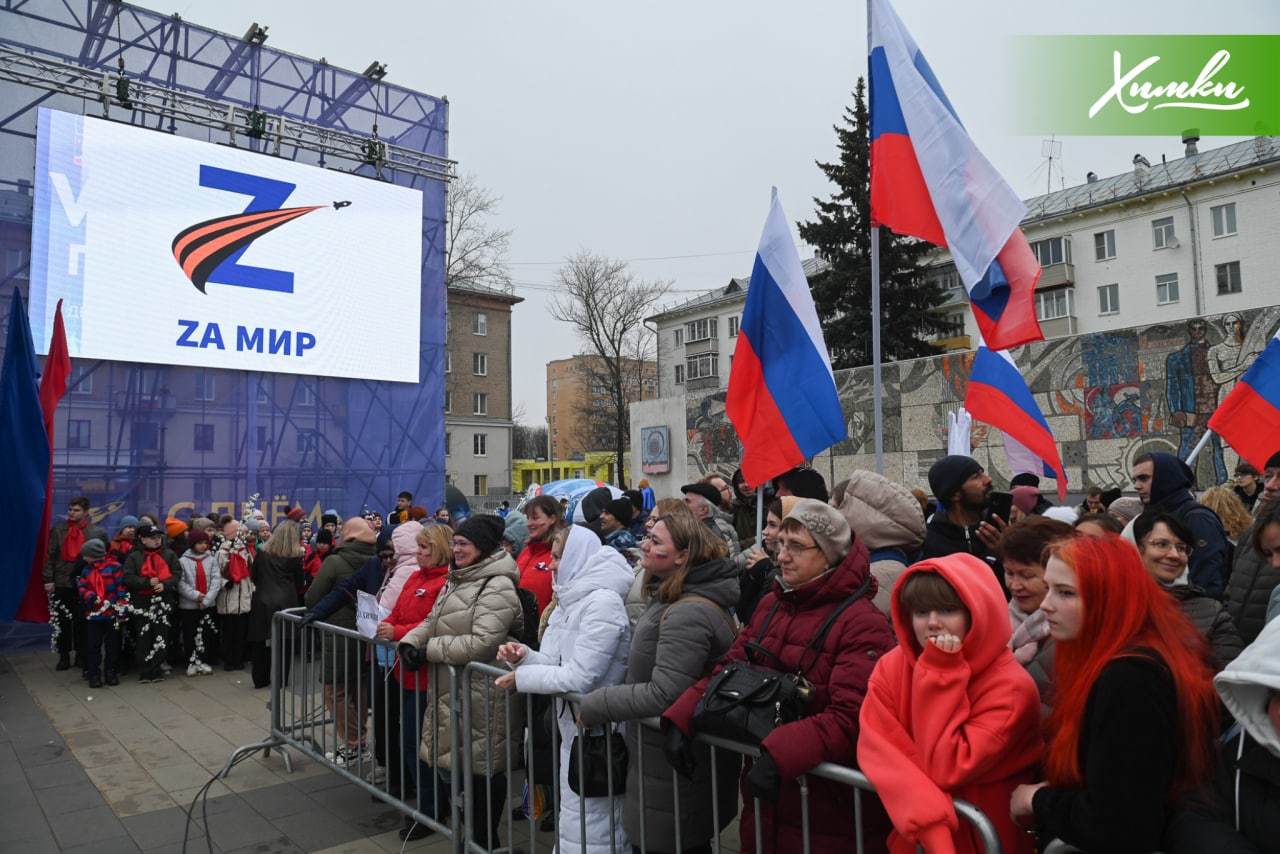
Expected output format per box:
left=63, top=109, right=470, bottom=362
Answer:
left=219, top=609, right=1003, bottom=854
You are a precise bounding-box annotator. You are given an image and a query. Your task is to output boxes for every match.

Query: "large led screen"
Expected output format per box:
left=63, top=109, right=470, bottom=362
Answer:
left=29, top=108, right=423, bottom=382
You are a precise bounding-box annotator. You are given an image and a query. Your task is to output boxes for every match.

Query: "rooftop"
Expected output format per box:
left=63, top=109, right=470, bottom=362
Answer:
left=1022, top=135, right=1280, bottom=223
left=648, top=255, right=827, bottom=323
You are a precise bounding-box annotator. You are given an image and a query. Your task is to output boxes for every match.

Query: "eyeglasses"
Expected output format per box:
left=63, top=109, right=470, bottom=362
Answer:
left=1145, top=539, right=1189, bottom=555
left=776, top=539, right=822, bottom=556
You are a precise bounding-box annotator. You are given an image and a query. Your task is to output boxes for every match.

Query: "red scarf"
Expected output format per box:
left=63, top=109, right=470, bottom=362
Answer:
left=86, top=561, right=108, bottom=602
left=227, top=551, right=250, bottom=583
left=111, top=537, right=133, bottom=556
left=141, top=550, right=172, bottom=582
left=61, top=520, right=86, bottom=561
left=193, top=555, right=208, bottom=595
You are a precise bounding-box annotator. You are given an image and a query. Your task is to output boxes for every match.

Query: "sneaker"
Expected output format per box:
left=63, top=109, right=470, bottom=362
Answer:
left=198, top=662, right=213, bottom=675
left=160, top=662, right=173, bottom=674
left=327, top=745, right=370, bottom=767
left=139, top=670, right=160, bottom=684
left=398, top=821, right=434, bottom=842
left=55, top=654, right=71, bottom=671
left=105, top=674, right=120, bottom=686
left=364, top=764, right=387, bottom=785
left=88, top=676, right=103, bottom=689
left=187, top=663, right=200, bottom=677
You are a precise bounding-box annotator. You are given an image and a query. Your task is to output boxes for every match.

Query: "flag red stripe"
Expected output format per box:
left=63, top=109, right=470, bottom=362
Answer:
left=1208, top=381, right=1280, bottom=474
left=726, top=333, right=806, bottom=487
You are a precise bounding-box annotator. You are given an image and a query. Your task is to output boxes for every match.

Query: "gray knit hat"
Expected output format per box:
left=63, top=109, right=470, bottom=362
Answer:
left=783, top=498, right=852, bottom=566
left=81, top=538, right=107, bottom=561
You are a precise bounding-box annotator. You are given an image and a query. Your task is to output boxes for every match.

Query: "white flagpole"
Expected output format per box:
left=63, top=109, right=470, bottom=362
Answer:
left=1184, top=428, right=1215, bottom=466
left=868, top=0, right=885, bottom=475
left=755, top=485, right=765, bottom=549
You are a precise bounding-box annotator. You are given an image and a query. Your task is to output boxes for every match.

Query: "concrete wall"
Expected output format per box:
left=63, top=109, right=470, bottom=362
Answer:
left=634, top=304, right=1280, bottom=497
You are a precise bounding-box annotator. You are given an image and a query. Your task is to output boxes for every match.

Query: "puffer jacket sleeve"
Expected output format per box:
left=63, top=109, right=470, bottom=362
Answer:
left=516, top=592, right=628, bottom=695
left=760, top=608, right=889, bottom=780
left=1206, top=604, right=1244, bottom=671
left=307, top=559, right=377, bottom=619
left=579, top=600, right=723, bottom=727
left=1184, top=510, right=1229, bottom=598
left=426, top=577, right=521, bottom=665
left=856, top=656, right=959, bottom=851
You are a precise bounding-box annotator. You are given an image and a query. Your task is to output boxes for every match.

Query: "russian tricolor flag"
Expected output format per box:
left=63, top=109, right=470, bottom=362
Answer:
left=869, top=0, right=1044, bottom=351
left=1209, top=332, right=1280, bottom=473
left=965, top=346, right=1068, bottom=501
left=726, top=192, right=847, bottom=487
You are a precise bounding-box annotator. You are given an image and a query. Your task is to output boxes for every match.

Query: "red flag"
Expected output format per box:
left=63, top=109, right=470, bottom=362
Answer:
left=16, top=300, right=71, bottom=622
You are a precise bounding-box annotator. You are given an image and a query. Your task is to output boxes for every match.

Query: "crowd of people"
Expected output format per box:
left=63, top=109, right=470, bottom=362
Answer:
left=42, top=452, right=1280, bottom=853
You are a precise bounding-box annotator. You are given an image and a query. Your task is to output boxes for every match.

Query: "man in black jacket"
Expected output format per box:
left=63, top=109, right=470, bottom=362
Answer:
left=1132, top=451, right=1230, bottom=598
left=921, top=456, right=1004, bottom=587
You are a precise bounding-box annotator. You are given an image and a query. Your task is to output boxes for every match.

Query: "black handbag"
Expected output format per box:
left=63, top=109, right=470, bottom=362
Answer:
left=691, top=577, right=871, bottom=745
left=567, top=723, right=628, bottom=797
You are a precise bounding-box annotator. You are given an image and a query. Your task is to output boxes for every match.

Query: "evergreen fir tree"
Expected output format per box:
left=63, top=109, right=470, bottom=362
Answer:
left=798, top=77, right=949, bottom=370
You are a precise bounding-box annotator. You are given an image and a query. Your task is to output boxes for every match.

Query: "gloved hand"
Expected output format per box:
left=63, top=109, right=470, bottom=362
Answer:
left=746, top=749, right=781, bottom=802
left=662, top=720, right=697, bottom=780
left=298, top=611, right=320, bottom=627
left=398, top=643, right=428, bottom=672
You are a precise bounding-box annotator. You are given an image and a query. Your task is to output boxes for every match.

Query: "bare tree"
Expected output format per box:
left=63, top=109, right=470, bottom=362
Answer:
left=550, top=252, right=669, bottom=485
left=445, top=173, right=513, bottom=292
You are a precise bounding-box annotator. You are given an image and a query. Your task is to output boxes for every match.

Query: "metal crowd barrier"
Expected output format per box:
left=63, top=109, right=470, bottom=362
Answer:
left=219, top=608, right=1002, bottom=854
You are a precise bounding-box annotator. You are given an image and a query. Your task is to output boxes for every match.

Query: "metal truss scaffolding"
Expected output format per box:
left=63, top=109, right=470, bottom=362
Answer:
left=0, top=0, right=450, bottom=527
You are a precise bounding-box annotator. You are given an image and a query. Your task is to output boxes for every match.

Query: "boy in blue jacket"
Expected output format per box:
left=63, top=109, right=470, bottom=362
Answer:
left=77, top=539, right=129, bottom=688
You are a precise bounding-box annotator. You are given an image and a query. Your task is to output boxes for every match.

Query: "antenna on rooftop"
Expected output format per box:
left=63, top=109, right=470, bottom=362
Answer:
left=1041, top=137, right=1063, bottom=194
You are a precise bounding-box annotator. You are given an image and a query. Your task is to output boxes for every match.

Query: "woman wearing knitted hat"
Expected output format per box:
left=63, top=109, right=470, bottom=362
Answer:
left=398, top=514, right=523, bottom=846
left=663, top=498, right=896, bottom=854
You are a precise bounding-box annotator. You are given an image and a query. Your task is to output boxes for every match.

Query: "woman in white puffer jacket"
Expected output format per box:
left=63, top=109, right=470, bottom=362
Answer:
left=496, top=524, right=633, bottom=854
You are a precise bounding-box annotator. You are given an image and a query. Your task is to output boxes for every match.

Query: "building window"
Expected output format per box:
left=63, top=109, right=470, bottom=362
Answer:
left=686, top=352, right=719, bottom=381
left=1156, top=273, right=1180, bottom=305
left=685, top=317, right=718, bottom=343
left=1097, top=283, right=1120, bottom=315
left=255, top=380, right=269, bottom=404
left=728, top=316, right=740, bottom=337
left=256, top=425, right=269, bottom=447
left=938, top=312, right=965, bottom=338
left=296, top=430, right=314, bottom=453
left=445, top=431, right=451, bottom=456
left=195, top=371, right=214, bottom=402
left=193, top=423, right=215, bottom=451
left=472, top=312, right=488, bottom=336
left=933, top=266, right=962, bottom=291
left=297, top=380, right=315, bottom=406
left=473, top=392, right=488, bottom=415
left=445, top=351, right=451, bottom=373
left=473, top=474, right=488, bottom=496
left=473, top=352, right=488, bottom=376
left=1216, top=261, right=1242, bottom=295
left=1093, top=230, right=1116, bottom=261
left=1152, top=216, right=1176, bottom=250
left=1030, top=236, right=1071, bottom=266
left=70, top=364, right=93, bottom=395
left=1036, top=287, right=1074, bottom=321
left=674, top=328, right=683, bottom=346
left=674, top=364, right=685, bottom=384
left=473, top=433, right=487, bottom=457
left=68, top=419, right=91, bottom=449
left=1210, top=203, right=1237, bottom=238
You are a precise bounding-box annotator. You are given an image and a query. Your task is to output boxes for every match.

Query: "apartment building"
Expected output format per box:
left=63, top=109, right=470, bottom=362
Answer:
left=926, top=134, right=1280, bottom=349
left=547, top=354, right=658, bottom=461
left=445, top=283, right=523, bottom=500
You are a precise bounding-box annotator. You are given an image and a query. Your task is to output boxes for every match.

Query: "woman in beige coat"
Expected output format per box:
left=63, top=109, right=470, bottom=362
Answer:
left=399, top=515, right=523, bottom=846
left=830, top=470, right=926, bottom=617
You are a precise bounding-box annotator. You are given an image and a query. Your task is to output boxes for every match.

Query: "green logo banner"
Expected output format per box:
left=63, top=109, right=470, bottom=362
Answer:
left=1009, top=36, right=1280, bottom=135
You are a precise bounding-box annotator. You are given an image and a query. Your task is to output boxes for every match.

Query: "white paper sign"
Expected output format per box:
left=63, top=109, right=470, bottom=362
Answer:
left=356, top=590, right=391, bottom=639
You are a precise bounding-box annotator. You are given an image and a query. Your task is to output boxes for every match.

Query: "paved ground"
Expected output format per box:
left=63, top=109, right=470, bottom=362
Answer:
left=0, top=651, right=460, bottom=854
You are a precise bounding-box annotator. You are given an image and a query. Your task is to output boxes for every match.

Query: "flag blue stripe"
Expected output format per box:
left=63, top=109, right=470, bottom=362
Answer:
left=1241, top=338, right=1280, bottom=410
left=971, top=347, right=1051, bottom=432
left=739, top=255, right=846, bottom=457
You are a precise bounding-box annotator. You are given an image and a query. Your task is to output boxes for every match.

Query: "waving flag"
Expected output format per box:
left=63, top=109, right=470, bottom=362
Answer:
left=1209, top=332, right=1280, bottom=472
left=0, top=289, right=51, bottom=621
left=868, top=0, right=1043, bottom=350
left=727, top=192, right=847, bottom=487
left=965, top=346, right=1067, bottom=501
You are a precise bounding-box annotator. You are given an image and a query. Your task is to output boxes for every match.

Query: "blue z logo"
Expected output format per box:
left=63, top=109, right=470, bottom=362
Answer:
left=197, top=166, right=298, bottom=294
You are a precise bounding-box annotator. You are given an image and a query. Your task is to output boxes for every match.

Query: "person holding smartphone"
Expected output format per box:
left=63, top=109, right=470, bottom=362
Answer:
left=922, top=456, right=1007, bottom=592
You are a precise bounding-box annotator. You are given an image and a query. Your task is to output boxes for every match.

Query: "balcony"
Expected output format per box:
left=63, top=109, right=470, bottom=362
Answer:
left=684, top=336, right=718, bottom=355
left=687, top=375, right=721, bottom=392
left=1038, top=262, right=1074, bottom=289
left=1040, top=315, right=1078, bottom=338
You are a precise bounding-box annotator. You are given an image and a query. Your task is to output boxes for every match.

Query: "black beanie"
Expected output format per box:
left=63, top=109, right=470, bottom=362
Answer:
left=1009, top=472, right=1041, bottom=488
left=928, top=455, right=984, bottom=506
left=604, top=497, right=635, bottom=526
left=455, top=514, right=504, bottom=556
left=1267, top=450, right=1280, bottom=470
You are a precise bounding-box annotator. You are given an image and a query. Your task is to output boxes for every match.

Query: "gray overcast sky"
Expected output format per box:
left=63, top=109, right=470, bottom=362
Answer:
left=162, top=0, right=1278, bottom=425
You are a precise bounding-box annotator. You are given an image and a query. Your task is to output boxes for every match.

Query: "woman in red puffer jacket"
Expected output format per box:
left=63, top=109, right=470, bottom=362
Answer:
left=515, top=496, right=565, bottom=614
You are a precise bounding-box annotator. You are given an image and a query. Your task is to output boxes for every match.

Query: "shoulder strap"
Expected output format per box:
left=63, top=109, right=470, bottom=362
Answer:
left=795, top=575, right=874, bottom=675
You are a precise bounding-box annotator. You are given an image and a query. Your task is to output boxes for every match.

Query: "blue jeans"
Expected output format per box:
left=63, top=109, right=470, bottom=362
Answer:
left=401, top=689, right=436, bottom=818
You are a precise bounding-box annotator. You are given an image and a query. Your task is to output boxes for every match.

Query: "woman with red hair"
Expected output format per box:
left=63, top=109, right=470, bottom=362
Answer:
left=1009, top=535, right=1219, bottom=852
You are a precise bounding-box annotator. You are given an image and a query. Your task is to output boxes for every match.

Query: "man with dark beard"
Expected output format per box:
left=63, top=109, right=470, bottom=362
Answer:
left=922, top=456, right=1005, bottom=588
